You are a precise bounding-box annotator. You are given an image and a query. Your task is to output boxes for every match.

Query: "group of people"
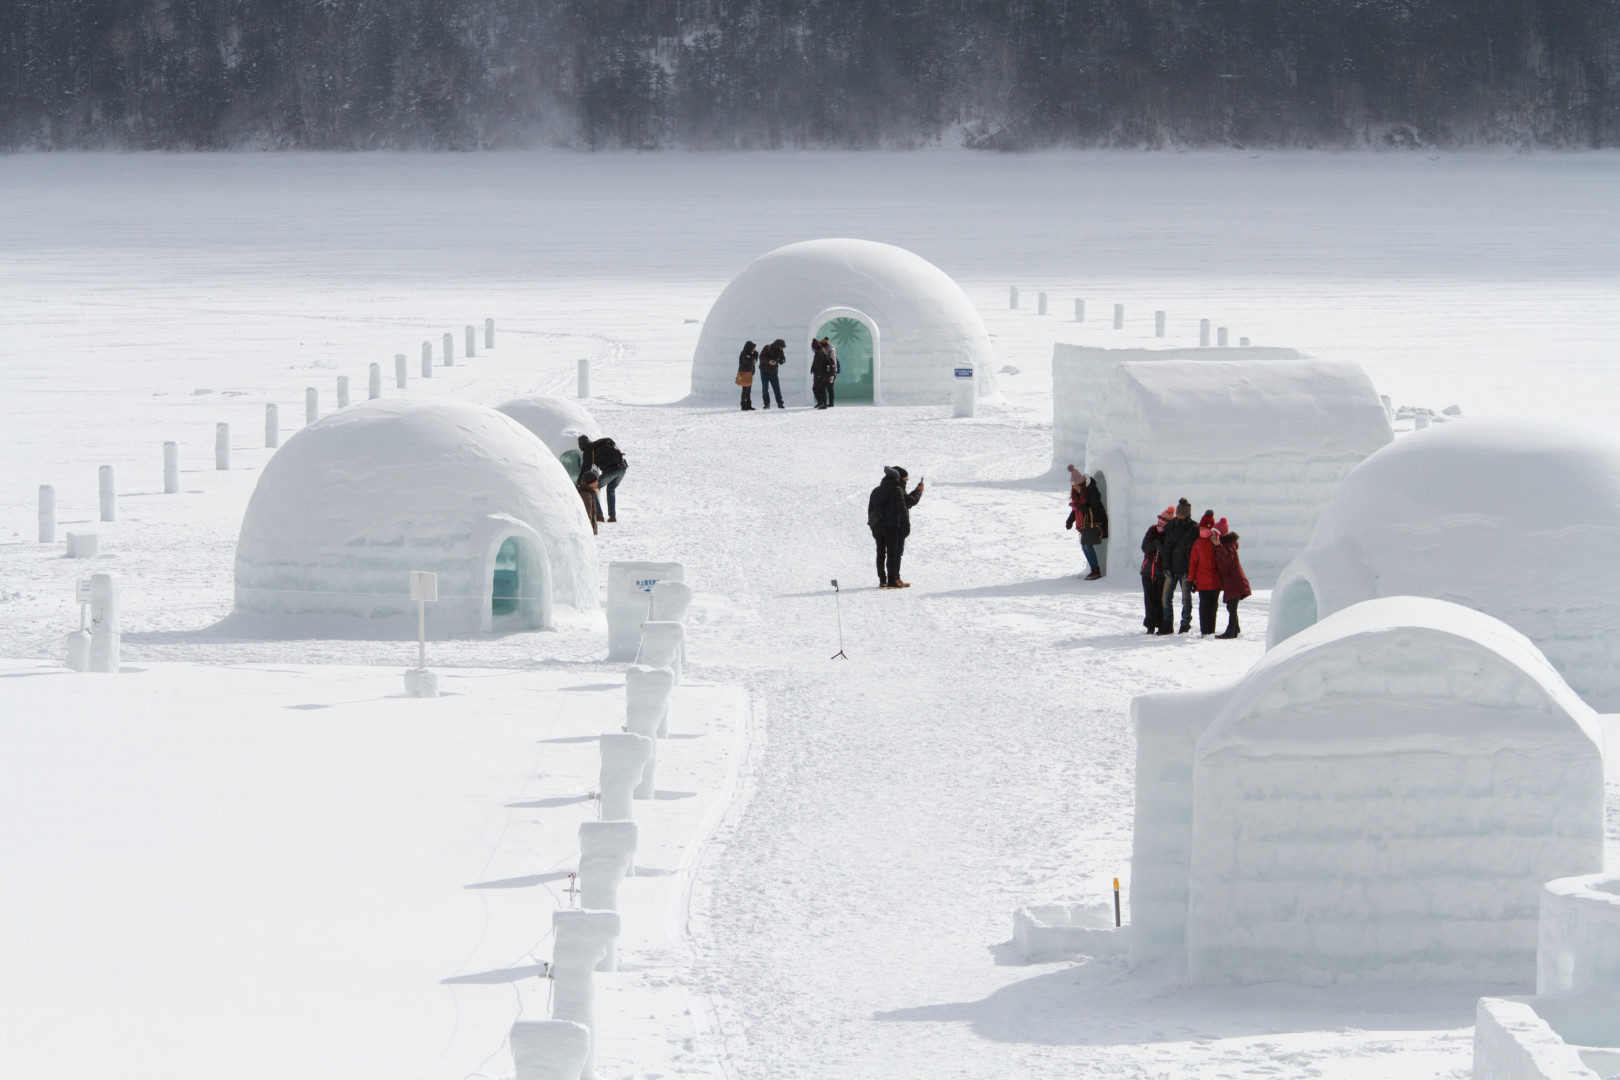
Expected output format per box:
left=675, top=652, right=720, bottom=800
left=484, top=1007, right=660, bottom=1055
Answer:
left=563, top=434, right=629, bottom=535
left=1062, top=464, right=1251, bottom=638
left=735, top=337, right=841, bottom=410
left=1140, top=499, right=1251, bottom=638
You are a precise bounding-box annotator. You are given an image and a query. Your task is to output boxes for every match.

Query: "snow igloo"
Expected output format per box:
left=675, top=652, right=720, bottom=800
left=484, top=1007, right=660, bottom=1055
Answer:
left=1130, top=597, right=1606, bottom=986
left=233, top=399, right=599, bottom=636
left=496, top=395, right=601, bottom=458
left=1268, top=417, right=1620, bottom=711
left=1082, top=359, right=1392, bottom=584
left=689, top=238, right=996, bottom=406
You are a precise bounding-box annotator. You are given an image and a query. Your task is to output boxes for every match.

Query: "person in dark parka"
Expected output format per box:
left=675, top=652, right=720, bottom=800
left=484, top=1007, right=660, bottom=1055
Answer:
left=868, top=466, right=925, bottom=588
left=1065, top=465, right=1109, bottom=580
left=737, top=341, right=758, bottom=411
left=1212, top=520, right=1253, bottom=638
left=811, top=338, right=835, bottom=409
left=579, top=435, right=629, bottom=522
left=1140, top=506, right=1173, bottom=634
left=758, top=339, right=786, bottom=409
left=1159, top=498, right=1198, bottom=633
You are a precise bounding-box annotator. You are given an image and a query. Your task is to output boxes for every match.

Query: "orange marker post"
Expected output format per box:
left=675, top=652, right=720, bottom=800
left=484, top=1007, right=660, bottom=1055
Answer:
left=1113, top=877, right=1121, bottom=927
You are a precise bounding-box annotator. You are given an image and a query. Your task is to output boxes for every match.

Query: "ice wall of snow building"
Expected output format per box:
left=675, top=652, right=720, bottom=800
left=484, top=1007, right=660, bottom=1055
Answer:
left=1539, top=873, right=1620, bottom=995
left=1083, top=359, right=1391, bottom=586
left=1052, top=344, right=1302, bottom=473
left=690, top=238, right=995, bottom=406
left=497, top=395, right=602, bottom=458
left=1269, top=417, right=1620, bottom=711
left=1131, top=597, right=1605, bottom=985
left=232, top=399, right=598, bottom=636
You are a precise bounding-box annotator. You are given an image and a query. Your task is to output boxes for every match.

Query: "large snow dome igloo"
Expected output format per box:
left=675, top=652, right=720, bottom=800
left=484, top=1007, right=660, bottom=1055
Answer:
left=1083, top=359, right=1392, bottom=585
left=233, top=399, right=598, bottom=636
left=690, top=238, right=995, bottom=406
left=1268, top=417, right=1620, bottom=710
left=1131, top=597, right=1606, bottom=986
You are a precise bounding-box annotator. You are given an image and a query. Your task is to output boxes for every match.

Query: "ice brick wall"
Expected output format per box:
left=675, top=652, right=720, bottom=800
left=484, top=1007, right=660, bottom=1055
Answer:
left=1051, top=345, right=1301, bottom=473
left=1473, top=997, right=1603, bottom=1080
left=1539, top=873, right=1620, bottom=994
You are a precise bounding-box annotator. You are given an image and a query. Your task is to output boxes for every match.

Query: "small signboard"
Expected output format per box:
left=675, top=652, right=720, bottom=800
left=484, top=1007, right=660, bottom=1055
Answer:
left=75, top=579, right=92, bottom=604
left=954, top=367, right=974, bottom=378
left=409, top=570, right=438, bottom=603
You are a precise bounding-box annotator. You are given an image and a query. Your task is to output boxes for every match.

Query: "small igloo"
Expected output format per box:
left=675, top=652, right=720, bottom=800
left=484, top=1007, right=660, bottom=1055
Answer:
left=1268, top=417, right=1620, bottom=711
left=1082, top=359, right=1392, bottom=584
left=1131, top=597, right=1606, bottom=986
left=233, top=399, right=598, bottom=636
left=690, top=238, right=995, bottom=406
left=496, top=395, right=601, bottom=458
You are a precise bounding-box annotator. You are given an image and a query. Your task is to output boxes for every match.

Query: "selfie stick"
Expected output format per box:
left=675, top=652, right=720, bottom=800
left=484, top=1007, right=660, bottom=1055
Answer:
left=830, top=578, right=847, bottom=660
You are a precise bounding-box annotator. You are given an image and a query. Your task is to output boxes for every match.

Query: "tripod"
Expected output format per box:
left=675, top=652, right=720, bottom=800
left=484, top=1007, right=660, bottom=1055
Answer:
left=830, top=578, right=848, bottom=660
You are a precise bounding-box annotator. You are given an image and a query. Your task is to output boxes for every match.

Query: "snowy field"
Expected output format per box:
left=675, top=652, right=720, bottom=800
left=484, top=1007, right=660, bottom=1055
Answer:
left=1, top=150, right=1619, bottom=1079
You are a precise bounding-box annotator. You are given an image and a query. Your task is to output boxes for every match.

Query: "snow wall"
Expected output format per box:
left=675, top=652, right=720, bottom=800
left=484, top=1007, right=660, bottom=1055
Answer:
left=1052, top=344, right=1303, bottom=473
left=232, top=399, right=598, bottom=636
left=689, top=238, right=996, bottom=406
left=1268, top=416, right=1620, bottom=711
left=1131, top=597, right=1606, bottom=985
left=1083, top=359, right=1392, bottom=587
left=497, top=395, right=601, bottom=458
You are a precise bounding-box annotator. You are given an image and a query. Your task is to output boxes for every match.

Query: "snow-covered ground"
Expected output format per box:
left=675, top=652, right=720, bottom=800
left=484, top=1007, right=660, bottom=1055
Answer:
left=1, top=150, right=1618, bottom=1079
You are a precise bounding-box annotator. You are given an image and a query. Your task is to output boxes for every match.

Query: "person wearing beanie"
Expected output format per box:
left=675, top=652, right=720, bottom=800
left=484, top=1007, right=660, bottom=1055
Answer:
left=758, top=338, right=787, bottom=409
left=736, top=340, right=758, bottom=410
left=811, top=338, right=835, bottom=409
left=867, top=465, right=925, bottom=588
left=1139, top=505, right=1173, bottom=634
left=1065, top=466, right=1109, bottom=580
left=1159, top=497, right=1198, bottom=633
left=1186, top=509, right=1223, bottom=635
left=1211, top=519, right=1253, bottom=638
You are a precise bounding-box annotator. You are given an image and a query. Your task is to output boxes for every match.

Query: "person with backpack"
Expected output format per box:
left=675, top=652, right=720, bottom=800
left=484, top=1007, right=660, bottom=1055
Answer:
left=758, top=339, right=786, bottom=409
left=736, top=341, right=758, bottom=411
left=1211, top=519, right=1253, bottom=638
left=867, top=466, right=925, bottom=588
left=811, top=338, right=835, bottom=409
left=1140, top=506, right=1173, bottom=634
left=823, top=337, right=839, bottom=407
left=578, top=435, right=629, bottom=522
left=1186, top=509, right=1222, bottom=636
left=1159, top=498, right=1197, bottom=634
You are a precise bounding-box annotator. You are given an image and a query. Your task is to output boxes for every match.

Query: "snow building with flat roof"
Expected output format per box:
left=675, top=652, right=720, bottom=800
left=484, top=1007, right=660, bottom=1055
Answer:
left=1268, top=416, right=1620, bottom=711
left=232, top=399, right=598, bottom=636
left=1081, top=358, right=1392, bottom=585
left=1131, top=597, right=1606, bottom=986
left=1051, top=343, right=1304, bottom=472
left=689, top=238, right=995, bottom=406
left=496, top=394, right=600, bottom=458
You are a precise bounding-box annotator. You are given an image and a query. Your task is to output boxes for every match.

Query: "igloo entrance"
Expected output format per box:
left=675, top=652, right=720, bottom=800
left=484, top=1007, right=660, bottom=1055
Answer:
left=492, top=537, right=520, bottom=617
left=1270, top=576, right=1317, bottom=643
left=483, top=530, right=549, bottom=633
left=815, top=314, right=876, bottom=403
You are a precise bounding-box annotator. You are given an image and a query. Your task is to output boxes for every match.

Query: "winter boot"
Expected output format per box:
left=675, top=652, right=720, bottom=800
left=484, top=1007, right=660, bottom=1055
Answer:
left=1084, top=570, right=1102, bottom=581
left=893, top=580, right=911, bottom=588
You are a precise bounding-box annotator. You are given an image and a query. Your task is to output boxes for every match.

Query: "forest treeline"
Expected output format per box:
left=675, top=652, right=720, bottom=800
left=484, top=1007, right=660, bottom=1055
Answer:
left=2, top=0, right=1618, bottom=151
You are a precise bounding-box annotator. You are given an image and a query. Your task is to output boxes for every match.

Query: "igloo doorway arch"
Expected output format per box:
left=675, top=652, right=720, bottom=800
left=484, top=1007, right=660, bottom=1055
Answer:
left=809, top=307, right=880, bottom=404
left=479, top=520, right=552, bottom=632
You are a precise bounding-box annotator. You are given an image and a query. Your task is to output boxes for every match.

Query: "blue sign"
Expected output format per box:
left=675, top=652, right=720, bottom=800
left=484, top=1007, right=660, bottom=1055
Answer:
left=954, top=368, right=973, bottom=378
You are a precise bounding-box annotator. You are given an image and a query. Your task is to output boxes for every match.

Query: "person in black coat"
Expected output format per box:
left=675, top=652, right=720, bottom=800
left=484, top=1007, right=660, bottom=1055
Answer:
left=811, top=339, right=835, bottom=409
left=1158, top=497, right=1197, bottom=633
left=737, top=341, right=758, bottom=411
left=758, top=339, right=786, bottom=409
left=867, top=465, right=925, bottom=588
left=579, top=435, right=629, bottom=522
left=1140, top=507, right=1172, bottom=634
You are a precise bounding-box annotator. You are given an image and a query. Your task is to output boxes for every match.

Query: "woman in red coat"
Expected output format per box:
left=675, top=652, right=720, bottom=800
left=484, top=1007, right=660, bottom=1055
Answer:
left=1211, top=518, right=1253, bottom=638
left=1186, top=510, right=1222, bottom=636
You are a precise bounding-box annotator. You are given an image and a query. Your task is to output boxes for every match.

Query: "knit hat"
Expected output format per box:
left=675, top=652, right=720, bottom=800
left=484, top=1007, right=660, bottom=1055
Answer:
left=1215, top=517, right=1229, bottom=534
left=1066, top=464, right=1085, bottom=487
left=883, top=466, right=900, bottom=480
left=1176, top=498, right=1191, bottom=517
left=1200, top=510, right=1215, bottom=527
left=1158, top=505, right=1175, bottom=521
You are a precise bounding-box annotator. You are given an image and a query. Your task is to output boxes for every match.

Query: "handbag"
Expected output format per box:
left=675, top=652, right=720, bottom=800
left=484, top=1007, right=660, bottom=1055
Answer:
left=735, top=372, right=753, bottom=386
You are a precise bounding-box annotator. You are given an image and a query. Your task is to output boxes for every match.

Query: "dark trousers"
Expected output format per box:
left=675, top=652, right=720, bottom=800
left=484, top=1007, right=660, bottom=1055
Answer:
left=760, top=370, right=784, bottom=407
left=1198, top=589, right=1221, bottom=635
left=740, top=383, right=752, bottom=409
left=827, top=378, right=836, bottom=406
left=873, top=527, right=905, bottom=586
left=813, top=377, right=830, bottom=407
left=1142, top=573, right=1164, bottom=631
left=1224, top=599, right=1241, bottom=635
left=1161, top=574, right=1192, bottom=631
left=593, top=468, right=625, bottom=519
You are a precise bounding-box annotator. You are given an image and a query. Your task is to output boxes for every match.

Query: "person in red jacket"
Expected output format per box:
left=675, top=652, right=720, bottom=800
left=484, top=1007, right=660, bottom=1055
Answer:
left=1186, top=509, right=1222, bottom=636
left=1211, top=519, right=1253, bottom=638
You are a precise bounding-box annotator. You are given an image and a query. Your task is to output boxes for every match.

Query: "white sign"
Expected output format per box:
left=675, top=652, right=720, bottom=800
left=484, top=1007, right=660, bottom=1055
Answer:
left=75, top=579, right=92, bottom=604
left=409, top=571, right=438, bottom=602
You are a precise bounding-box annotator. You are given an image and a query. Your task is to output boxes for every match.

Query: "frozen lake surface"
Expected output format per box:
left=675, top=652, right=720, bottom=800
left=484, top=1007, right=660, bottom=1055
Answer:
left=1, top=150, right=1618, bottom=1079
